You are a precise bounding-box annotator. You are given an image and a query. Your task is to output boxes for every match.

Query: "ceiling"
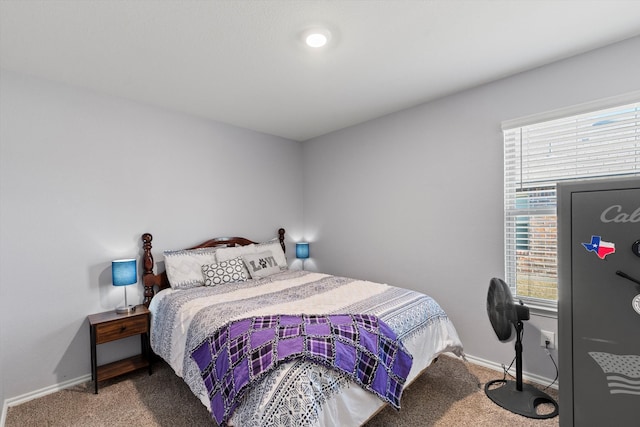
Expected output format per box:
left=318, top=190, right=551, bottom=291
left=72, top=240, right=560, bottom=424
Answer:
left=2, top=1, right=640, bottom=141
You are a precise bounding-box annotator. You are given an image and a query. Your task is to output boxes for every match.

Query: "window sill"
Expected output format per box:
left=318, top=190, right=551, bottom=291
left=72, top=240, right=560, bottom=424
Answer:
left=514, top=298, right=558, bottom=318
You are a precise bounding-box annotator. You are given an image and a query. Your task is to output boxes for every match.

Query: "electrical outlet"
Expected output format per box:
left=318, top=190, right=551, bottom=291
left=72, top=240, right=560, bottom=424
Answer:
left=540, top=330, right=555, bottom=349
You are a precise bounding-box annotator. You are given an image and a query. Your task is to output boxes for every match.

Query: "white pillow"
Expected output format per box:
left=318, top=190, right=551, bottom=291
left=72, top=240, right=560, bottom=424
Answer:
left=201, top=257, right=247, bottom=286
left=243, top=251, right=282, bottom=279
left=256, top=241, right=288, bottom=270
left=215, top=244, right=257, bottom=261
left=163, top=247, right=218, bottom=289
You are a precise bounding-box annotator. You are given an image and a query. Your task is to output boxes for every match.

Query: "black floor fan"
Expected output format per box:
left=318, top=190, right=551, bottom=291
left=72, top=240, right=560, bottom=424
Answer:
left=485, top=278, right=559, bottom=419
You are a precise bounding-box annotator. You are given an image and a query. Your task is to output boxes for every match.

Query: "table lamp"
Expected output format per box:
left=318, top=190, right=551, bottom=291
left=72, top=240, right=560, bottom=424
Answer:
left=112, top=258, right=137, bottom=314
left=296, top=242, right=310, bottom=270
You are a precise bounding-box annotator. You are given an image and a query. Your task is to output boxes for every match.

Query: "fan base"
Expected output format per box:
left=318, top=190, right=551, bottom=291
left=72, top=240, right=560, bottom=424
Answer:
left=485, top=379, right=559, bottom=419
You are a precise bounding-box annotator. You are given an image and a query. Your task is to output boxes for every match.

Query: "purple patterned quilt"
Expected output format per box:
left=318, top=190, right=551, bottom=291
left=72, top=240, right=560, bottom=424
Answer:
left=191, top=313, right=413, bottom=425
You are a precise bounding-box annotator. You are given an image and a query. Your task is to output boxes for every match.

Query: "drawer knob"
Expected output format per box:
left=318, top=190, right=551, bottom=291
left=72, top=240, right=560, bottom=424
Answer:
left=120, top=325, right=127, bottom=332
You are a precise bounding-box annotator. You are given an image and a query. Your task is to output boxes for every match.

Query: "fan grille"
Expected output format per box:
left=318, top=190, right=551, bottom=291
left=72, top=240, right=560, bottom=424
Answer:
left=487, top=278, right=516, bottom=341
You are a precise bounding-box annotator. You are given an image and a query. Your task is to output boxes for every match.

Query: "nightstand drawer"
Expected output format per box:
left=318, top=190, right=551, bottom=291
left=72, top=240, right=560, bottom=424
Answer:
left=95, top=316, right=147, bottom=344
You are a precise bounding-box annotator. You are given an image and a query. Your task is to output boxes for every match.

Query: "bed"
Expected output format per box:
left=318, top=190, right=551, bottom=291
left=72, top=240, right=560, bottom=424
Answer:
left=141, top=228, right=463, bottom=426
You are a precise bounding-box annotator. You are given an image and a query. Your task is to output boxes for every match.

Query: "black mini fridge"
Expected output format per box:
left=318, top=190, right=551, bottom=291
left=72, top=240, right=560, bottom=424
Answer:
left=558, top=177, right=640, bottom=426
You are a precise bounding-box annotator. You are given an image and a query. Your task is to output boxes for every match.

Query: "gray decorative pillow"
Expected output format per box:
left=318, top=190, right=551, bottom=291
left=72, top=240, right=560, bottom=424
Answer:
left=255, top=241, right=288, bottom=270
left=163, top=247, right=218, bottom=289
left=243, top=251, right=282, bottom=279
left=201, top=257, right=247, bottom=286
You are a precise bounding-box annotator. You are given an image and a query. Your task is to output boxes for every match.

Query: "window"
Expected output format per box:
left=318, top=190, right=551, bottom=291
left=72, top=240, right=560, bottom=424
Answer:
left=504, top=100, right=640, bottom=308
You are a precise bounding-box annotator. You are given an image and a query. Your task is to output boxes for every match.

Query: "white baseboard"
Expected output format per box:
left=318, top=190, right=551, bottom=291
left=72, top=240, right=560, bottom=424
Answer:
left=1, top=374, right=91, bottom=427
left=462, top=353, right=559, bottom=390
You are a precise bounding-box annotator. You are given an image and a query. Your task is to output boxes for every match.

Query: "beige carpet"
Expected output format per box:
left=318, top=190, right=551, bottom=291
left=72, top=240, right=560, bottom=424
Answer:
left=6, top=355, right=559, bottom=426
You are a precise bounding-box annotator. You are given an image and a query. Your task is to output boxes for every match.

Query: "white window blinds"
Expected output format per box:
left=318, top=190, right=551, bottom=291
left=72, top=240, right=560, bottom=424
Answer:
left=504, top=101, right=640, bottom=305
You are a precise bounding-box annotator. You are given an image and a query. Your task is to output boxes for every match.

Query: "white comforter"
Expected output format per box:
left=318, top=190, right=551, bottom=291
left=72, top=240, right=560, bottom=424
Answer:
left=149, top=270, right=463, bottom=426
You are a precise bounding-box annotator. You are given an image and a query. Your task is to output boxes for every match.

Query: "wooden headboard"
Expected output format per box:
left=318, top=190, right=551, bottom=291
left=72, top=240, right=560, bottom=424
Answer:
left=141, top=228, right=286, bottom=307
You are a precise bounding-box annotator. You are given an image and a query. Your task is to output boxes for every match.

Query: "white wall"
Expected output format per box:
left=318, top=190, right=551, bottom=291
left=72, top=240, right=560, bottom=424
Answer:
left=0, top=70, right=303, bottom=409
left=302, top=36, right=640, bottom=382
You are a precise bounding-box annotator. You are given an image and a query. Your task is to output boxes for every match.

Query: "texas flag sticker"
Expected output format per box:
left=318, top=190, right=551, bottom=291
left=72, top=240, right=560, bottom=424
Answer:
left=582, top=235, right=616, bottom=259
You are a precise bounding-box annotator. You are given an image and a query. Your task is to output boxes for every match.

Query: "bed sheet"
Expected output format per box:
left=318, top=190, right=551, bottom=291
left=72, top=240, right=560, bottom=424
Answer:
left=149, top=270, right=463, bottom=426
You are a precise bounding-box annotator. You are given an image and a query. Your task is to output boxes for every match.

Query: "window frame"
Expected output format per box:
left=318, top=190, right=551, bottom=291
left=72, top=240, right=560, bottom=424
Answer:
left=503, top=92, right=640, bottom=312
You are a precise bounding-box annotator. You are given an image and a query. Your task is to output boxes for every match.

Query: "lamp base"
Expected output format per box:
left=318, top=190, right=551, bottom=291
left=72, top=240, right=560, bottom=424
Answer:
left=115, top=305, right=136, bottom=314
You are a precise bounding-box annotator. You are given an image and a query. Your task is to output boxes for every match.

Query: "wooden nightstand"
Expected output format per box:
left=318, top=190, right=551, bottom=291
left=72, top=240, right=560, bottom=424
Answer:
left=88, top=305, right=152, bottom=394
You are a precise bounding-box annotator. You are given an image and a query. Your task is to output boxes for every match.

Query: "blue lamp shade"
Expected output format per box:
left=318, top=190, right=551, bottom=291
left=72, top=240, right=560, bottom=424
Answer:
left=113, top=259, right=137, bottom=314
left=112, top=259, right=137, bottom=286
left=296, top=242, right=310, bottom=259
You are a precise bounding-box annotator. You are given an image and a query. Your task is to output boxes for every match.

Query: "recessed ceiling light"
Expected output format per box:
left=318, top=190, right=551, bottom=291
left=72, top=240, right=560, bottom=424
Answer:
left=303, top=28, right=331, bottom=48
left=306, top=32, right=328, bottom=48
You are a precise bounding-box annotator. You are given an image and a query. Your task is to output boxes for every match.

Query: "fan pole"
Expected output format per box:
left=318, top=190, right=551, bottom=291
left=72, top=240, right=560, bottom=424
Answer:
left=515, top=320, right=523, bottom=392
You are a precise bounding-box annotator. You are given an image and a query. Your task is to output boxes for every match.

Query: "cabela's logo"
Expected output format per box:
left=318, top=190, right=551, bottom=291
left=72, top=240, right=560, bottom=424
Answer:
left=600, top=205, right=640, bottom=223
